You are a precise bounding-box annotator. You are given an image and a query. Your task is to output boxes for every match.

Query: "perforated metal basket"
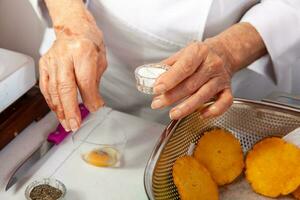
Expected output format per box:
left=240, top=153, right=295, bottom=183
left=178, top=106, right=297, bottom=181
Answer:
left=144, top=93, right=300, bottom=200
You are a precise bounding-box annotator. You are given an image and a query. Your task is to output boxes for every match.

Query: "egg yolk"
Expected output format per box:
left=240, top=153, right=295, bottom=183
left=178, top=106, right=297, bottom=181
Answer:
left=83, top=147, right=119, bottom=167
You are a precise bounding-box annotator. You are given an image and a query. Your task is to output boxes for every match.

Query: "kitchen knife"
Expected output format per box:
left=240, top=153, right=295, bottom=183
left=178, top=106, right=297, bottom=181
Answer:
left=5, top=103, right=89, bottom=191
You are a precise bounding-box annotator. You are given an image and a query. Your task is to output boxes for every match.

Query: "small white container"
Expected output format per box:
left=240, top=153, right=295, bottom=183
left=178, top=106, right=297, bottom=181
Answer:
left=134, top=63, right=169, bottom=94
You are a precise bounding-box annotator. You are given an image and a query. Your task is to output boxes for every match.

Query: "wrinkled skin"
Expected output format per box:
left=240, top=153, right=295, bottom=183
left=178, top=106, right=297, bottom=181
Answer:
left=152, top=22, right=266, bottom=120
left=41, top=0, right=266, bottom=131
left=151, top=41, right=234, bottom=120
left=39, top=19, right=107, bottom=132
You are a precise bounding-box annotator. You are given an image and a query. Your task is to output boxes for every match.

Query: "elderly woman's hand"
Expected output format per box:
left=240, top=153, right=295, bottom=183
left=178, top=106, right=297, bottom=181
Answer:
left=39, top=17, right=107, bottom=132
left=151, top=23, right=266, bottom=120
left=151, top=41, right=233, bottom=120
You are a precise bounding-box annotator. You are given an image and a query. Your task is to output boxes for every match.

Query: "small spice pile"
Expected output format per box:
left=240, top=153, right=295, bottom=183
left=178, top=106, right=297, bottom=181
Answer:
left=30, top=184, right=63, bottom=200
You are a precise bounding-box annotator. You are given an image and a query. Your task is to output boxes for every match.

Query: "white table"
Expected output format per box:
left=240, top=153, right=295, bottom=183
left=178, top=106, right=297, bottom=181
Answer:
left=0, top=108, right=164, bottom=199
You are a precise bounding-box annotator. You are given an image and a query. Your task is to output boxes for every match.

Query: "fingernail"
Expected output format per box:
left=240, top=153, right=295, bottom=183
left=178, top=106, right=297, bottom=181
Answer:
left=153, top=84, right=166, bottom=94
left=69, top=118, right=79, bottom=132
left=200, top=111, right=209, bottom=119
left=201, top=110, right=210, bottom=119
left=201, top=106, right=216, bottom=119
left=151, top=98, right=164, bottom=109
left=170, top=109, right=182, bottom=119
left=198, top=115, right=204, bottom=120
left=89, top=105, right=99, bottom=113
left=89, top=100, right=105, bottom=112
left=201, top=113, right=212, bottom=119
left=61, top=120, right=70, bottom=131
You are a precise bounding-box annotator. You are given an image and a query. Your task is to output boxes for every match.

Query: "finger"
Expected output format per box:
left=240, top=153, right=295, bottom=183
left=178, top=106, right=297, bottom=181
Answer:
left=56, top=58, right=80, bottom=132
left=169, top=77, right=229, bottom=120
left=160, top=50, right=182, bottom=66
left=39, top=57, right=54, bottom=110
left=47, top=56, right=69, bottom=130
left=154, top=44, right=208, bottom=95
left=75, top=50, right=105, bottom=112
left=97, top=51, right=107, bottom=85
left=95, top=41, right=108, bottom=77
left=201, top=89, right=233, bottom=118
left=96, top=52, right=107, bottom=105
left=151, top=65, right=211, bottom=109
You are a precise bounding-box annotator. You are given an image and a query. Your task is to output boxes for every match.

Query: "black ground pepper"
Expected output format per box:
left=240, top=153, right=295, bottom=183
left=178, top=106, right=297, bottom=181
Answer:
left=29, top=184, right=63, bottom=200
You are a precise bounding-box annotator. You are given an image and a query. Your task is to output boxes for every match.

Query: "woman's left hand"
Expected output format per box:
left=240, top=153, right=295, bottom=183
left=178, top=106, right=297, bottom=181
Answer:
left=151, top=41, right=234, bottom=120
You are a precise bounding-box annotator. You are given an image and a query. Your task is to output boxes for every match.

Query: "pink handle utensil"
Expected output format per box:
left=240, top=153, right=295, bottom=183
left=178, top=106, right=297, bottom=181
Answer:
left=47, top=104, right=90, bottom=145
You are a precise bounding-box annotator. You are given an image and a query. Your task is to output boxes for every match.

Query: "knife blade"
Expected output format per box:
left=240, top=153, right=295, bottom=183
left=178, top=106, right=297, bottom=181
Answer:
left=5, top=103, right=89, bottom=191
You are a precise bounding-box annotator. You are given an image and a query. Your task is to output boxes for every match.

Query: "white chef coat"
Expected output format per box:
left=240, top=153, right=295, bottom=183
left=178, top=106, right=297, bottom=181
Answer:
left=39, top=0, right=300, bottom=124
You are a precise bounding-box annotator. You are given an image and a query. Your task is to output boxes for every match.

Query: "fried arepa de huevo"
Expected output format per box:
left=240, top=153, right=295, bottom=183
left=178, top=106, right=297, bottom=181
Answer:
left=246, top=137, right=300, bottom=198
left=173, top=156, right=219, bottom=200
left=194, top=129, right=244, bottom=185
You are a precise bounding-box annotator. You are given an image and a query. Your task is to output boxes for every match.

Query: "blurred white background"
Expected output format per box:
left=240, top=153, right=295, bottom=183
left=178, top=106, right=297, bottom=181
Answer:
left=0, top=0, right=299, bottom=94
left=0, top=0, right=45, bottom=67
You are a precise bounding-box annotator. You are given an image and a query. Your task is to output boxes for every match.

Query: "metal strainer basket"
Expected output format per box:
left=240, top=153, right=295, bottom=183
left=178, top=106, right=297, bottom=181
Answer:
left=144, top=94, right=300, bottom=200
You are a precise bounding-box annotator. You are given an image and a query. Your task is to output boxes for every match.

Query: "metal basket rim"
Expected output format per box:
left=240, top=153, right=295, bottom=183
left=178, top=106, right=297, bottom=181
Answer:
left=143, top=98, right=300, bottom=200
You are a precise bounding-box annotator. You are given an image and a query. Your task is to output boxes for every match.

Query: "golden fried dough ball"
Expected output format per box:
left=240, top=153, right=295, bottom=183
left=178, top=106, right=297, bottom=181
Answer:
left=173, top=156, right=219, bottom=200
left=246, top=137, right=300, bottom=198
left=193, top=129, right=244, bottom=185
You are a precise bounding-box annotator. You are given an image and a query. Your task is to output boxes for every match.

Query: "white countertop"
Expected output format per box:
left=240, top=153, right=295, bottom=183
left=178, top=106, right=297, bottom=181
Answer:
left=0, top=48, right=36, bottom=112
left=0, top=108, right=165, bottom=199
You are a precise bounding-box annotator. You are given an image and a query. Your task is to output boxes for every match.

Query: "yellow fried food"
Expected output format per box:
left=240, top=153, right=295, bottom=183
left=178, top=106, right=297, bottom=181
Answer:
left=173, top=156, right=219, bottom=200
left=246, top=137, right=300, bottom=198
left=293, top=186, right=300, bottom=200
left=193, top=129, right=244, bottom=185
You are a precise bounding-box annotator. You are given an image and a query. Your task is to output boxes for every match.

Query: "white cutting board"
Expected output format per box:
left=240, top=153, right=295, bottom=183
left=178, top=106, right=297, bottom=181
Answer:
left=0, top=108, right=165, bottom=200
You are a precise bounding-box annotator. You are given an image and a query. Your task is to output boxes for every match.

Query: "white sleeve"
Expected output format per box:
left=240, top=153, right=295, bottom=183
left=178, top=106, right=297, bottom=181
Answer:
left=241, top=0, right=300, bottom=91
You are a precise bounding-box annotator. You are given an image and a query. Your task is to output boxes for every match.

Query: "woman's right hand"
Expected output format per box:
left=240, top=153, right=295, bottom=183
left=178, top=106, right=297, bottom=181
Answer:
left=39, top=18, right=107, bottom=132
